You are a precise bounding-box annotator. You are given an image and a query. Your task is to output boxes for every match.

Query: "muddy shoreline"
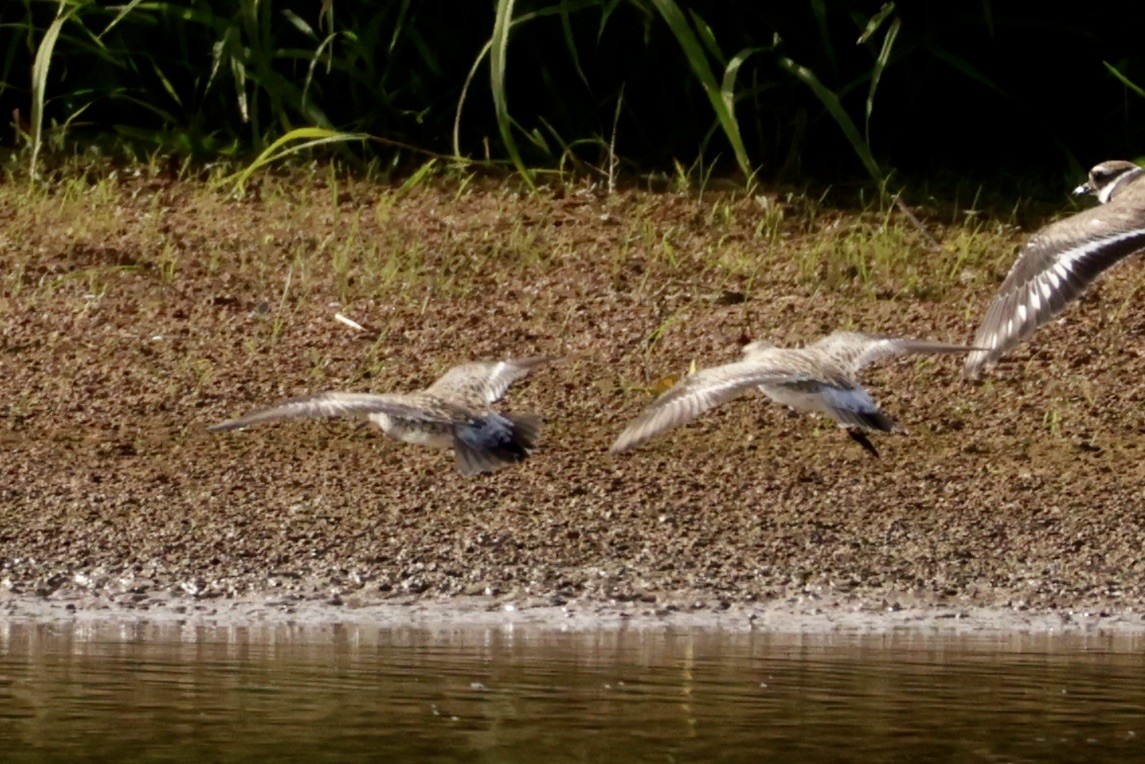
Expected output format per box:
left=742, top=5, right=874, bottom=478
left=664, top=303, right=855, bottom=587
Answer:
left=4, top=590, right=1145, bottom=637
left=3, top=172, right=1145, bottom=635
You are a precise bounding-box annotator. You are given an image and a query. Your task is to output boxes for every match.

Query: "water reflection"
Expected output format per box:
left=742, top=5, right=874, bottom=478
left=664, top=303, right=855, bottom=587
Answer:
left=1, top=621, right=1143, bottom=761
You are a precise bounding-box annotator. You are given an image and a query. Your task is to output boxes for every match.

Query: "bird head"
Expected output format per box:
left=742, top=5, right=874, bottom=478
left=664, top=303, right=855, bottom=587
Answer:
left=1073, top=160, right=1143, bottom=202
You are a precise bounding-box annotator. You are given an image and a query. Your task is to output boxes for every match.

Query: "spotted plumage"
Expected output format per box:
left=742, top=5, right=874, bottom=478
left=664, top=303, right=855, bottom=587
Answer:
left=209, top=357, right=554, bottom=476
left=964, top=160, right=1145, bottom=378
left=611, top=332, right=974, bottom=458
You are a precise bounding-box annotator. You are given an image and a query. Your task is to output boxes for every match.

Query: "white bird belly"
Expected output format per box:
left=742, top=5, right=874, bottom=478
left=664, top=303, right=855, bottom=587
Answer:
left=368, top=413, right=453, bottom=448
left=759, top=385, right=826, bottom=415
left=759, top=383, right=876, bottom=425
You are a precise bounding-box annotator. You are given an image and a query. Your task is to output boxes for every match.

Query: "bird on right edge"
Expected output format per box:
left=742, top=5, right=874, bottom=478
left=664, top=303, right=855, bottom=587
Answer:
left=611, top=331, right=976, bottom=458
left=964, top=160, right=1145, bottom=379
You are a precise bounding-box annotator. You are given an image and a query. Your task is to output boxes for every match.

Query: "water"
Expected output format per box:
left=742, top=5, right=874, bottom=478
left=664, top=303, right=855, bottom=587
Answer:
left=1, top=621, right=1143, bottom=761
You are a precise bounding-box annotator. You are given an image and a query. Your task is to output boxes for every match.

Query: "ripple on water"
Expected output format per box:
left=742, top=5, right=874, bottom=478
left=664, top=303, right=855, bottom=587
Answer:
left=0, top=622, right=1143, bottom=761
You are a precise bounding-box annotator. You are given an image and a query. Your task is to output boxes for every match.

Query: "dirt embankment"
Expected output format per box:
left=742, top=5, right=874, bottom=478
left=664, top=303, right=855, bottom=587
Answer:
left=2, top=171, right=1144, bottom=629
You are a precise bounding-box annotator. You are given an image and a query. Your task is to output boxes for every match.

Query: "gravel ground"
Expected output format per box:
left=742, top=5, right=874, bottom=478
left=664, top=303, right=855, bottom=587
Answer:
left=3, top=170, right=1144, bottom=631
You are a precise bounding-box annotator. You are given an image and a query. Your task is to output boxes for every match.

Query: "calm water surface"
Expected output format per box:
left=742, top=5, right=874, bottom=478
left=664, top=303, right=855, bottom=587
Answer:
left=1, top=620, right=1143, bottom=761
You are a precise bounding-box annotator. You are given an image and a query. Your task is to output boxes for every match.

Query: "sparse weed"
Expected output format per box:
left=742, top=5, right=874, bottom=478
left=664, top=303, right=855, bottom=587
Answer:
left=185, top=358, right=216, bottom=392
left=269, top=267, right=295, bottom=345
left=157, top=242, right=179, bottom=284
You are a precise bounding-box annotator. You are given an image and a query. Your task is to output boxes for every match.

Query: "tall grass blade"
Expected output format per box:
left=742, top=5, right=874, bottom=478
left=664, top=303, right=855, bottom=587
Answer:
left=454, top=39, right=492, bottom=161
left=98, top=0, right=146, bottom=38
left=777, top=56, right=882, bottom=184
left=859, top=4, right=900, bottom=144
left=394, top=158, right=438, bottom=199
left=30, top=3, right=73, bottom=178
left=598, top=0, right=624, bottom=39
left=981, top=0, right=995, bottom=37
left=1103, top=61, right=1145, bottom=99
left=228, top=127, right=368, bottom=194
left=648, top=0, right=753, bottom=180
left=857, top=2, right=897, bottom=45
left=559, top=0, right=589, bottom=87
left=723, top=46, right=766, bottom=185
left=387, top=0, right=414, bottom=57
left=608, top=85, right=623, bottom=192
left=688, top=11, right=726, bottom=67
left=210, top=27, right=249, bottom=125
left=810, top=0, right=837, bottom=76
left=490, top=0, right=533, bottom=187
left=454, top=0, right=596, bottom=164
left=722, top=48, right=764, bottom=112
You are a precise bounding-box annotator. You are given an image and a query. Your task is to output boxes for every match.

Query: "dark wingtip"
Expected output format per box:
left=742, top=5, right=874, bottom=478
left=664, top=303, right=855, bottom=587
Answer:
left=507, top=413, right=543, bottom=451
left=452, top=413, right=543, bottom=476
left=852, top=408, right=899, bottom=434
left=847, top=429, right=881, bottom=458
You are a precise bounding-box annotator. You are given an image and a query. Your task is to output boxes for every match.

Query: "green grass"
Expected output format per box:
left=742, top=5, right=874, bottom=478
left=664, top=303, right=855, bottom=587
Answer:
left=0, top=156, right=1033, bottom=320
left=10, top=156, right=1142, bottom=478
left=4, top=2, right=1130, bottom=192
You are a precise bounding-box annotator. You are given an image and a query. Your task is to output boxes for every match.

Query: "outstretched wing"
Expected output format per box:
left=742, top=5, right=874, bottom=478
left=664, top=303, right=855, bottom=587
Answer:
left=964, top=201, right=1145, bottom=378
left=208, top=392, right=467, bottom=432
left=811, top=332, right=976, bottom=372
left=426, top=356, right=556, bottom=405
left=610, top=360, right=811, bottom=452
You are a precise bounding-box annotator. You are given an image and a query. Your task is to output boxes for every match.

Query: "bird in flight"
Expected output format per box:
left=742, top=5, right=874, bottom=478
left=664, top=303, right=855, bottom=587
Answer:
left=612, top=332, right=974, bottom=458
left=209, top=357, right=555, bottom=476
left=964, top=159, right=1145, bottom=378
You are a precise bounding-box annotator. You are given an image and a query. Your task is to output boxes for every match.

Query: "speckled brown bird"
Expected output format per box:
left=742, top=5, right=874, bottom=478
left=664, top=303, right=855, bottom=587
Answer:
left=965, top=160, right=1145, bottom=378
left=611, top=332, right=974, bottom=458
left=209, top=357, right=555, bottom=476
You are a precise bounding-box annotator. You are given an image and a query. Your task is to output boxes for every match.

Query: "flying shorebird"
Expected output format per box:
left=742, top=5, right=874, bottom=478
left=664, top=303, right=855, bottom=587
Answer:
left=611, top=332, right=975, bottom=458
left=964, top=159, right=1145, bottom=378
left=209, top=357, right=554, bottom=476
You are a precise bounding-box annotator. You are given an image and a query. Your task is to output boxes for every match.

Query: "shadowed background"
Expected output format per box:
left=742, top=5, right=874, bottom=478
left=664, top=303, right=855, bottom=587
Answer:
left=2, top=1, right=1143, bottom=191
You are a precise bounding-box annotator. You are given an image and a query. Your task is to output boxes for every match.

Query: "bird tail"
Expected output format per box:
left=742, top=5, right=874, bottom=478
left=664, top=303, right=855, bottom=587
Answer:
left=839, top=410, right=898, bottom=457
left=846, top=428, right=881, bottom=458
left=453, top=413, right=543, bottom=476
left=844, top=407, right=900, bottom=433
left=820, top=386, right=901, bottom=433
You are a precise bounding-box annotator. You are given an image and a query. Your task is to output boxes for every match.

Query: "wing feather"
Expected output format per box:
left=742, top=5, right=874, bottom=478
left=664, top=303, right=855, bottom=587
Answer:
left=965, top=201, right=1145, bottom=377
left=610, top=360, right=812, bottom=452
left=811, top=332, right=976, bottom=372
left=208, top=392, right=467, bottom=432
left=426, top=356, right=556, bottom=405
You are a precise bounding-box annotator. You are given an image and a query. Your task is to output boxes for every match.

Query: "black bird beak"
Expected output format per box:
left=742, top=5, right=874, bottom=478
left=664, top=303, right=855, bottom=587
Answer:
left=1072, top=180, right=1095, bottom=196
